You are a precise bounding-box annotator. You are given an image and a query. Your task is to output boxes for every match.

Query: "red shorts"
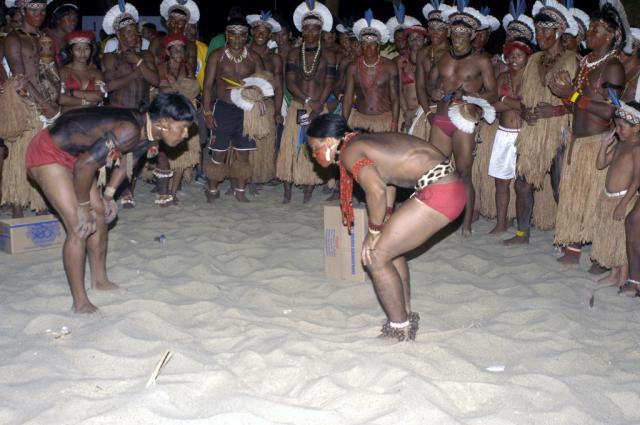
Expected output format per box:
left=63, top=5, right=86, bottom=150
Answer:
left=414, top=179, right=466, bottom=221
left=26, top=129, right=77, bottom=173
left=429, top=113, right=457, bottom=138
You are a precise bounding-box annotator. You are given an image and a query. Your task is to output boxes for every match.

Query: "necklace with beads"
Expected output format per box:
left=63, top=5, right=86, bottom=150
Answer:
left=576, top=51, right=617, bottom=93
left=362, top=54, right=380, bottom=69
left=357, top=56, right=383, bottom=91
left=300, top=41, right=322, bottom=80
left=224, top=47, right=247, bottom=64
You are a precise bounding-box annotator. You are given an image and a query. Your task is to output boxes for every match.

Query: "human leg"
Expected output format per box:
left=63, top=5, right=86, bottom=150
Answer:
left=30, top=164, right=97, bottom=313
left=490, top=178, right=510, bottom=234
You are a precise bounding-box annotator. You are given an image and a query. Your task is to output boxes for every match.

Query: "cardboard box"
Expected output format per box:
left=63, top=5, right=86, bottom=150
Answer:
left=324, top=205, right=369, bottom=282
left=0, top=215, right=65, bottom=254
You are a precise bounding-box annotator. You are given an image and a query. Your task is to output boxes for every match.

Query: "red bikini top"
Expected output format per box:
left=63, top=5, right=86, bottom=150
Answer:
left=65, top=72, right=96, bottom=91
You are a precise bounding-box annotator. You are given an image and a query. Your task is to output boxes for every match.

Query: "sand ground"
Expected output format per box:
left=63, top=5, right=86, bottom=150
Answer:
left=1, top=183, right=639, bottom=425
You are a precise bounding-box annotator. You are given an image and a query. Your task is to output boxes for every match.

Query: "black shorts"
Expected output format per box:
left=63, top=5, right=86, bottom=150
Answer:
left=208, top=100, right=256, bottom=152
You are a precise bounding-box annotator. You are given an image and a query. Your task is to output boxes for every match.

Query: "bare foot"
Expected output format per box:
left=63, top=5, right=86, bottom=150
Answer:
left=488, top=224, right=508, bottom=234
left=248, top=183, right=260, bottom=196
left=73, top=301, right=99, bottom=314
left=303, top=186, right=314, bottom=203
left=205, top=189, right=220, bottom=203
left=618, top=280, right=639, bottom=295
left=598, top=272, right=619, bottom=285
left=234, top=189, right=250, bottom=203
left=588, top=262, right=608, bottom=275
left=504, top=235, right=529, bottom=245
left=557, top=251, right=580, bottom=266
left=93, top=280, right=119, bottom=291
left=461, top=228, right=473, bottom=238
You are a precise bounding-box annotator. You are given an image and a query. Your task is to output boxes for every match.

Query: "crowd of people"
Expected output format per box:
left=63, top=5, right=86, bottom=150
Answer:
left=1, top=0, right=639, bottom=341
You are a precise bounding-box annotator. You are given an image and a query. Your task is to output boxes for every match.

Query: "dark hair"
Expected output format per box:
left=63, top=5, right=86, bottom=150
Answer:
left=144, top=93, right=197, bottom=122
left=226, top=17, right=249, bottom=30
left=47, top=3, right=78, bottom=29
left=142, top=22, right=157, bottom=31
left=592, top=6, right=624, bottom=51
left=306, top=114, right=353, bottom=139
left=533, top=13, right=557, bottom=25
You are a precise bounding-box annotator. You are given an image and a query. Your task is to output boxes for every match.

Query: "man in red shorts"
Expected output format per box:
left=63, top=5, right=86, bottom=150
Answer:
left=26, top=93, right=195, bottom=313
left=306, top=113, right=466, bottom=342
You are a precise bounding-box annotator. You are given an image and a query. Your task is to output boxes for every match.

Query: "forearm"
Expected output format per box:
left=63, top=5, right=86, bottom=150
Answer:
left=365, top=186, right=387, bottom=226
left=274, top=80, right=283, bottom=117
left=73, top=164, right=96, bottom=203
left=138, top=62, right=159, bottom=86
left=105, top=163, right=129, bottom=197
left=580, top=100, right=615, bottom=122
left=105, top=71, right=139, bottom=91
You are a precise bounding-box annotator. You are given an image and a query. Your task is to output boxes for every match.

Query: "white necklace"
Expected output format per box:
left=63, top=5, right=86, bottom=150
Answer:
left=363, top=55, right=380, bottom=68
left=225, top=47, right=248, bottom=64
left=583, top=50, right=617, bottom=70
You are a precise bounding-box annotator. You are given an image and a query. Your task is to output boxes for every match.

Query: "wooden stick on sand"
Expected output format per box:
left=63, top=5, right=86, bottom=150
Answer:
left=145, top=350, right=173, bottom=389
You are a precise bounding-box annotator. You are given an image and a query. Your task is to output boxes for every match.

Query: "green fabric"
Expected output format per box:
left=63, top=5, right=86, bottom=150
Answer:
left=207, top=34, right=226, bottom=58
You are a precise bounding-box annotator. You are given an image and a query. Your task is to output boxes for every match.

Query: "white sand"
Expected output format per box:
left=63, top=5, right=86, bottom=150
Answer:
left=1, top=183, right=640, bottom=425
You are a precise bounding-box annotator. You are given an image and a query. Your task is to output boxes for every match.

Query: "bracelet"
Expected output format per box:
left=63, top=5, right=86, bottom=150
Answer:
left=135, top=58, right=143, bottom=68
left=499, top=95, right=506, bottom=103
left=81, top=98, right=89, bottom=106
left=368, top=220, right=383, bottom=231
left=78, top=200, right=91, bottom=207
left=368, top=228, right=381, bottom=236
left=104, top=186, right=116, bottom=198
left=569, top=90, right=581, bottom=103
left=203, top=110, right=213, bottom=117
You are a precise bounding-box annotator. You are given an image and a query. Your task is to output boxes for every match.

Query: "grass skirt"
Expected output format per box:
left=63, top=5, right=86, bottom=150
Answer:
left=275, top=100, right=325, bottom=185
left=1, top=108, right=47, bottom=211
left=249, top=99, right=277, bottom=183
left=168, top=126, right=200, bottom=170
left=590, top=192, right=637, bottom=268
left=348, top=109, right=393, bottom=132
left=516, top=51, right=578, bottom=188
left=554, top=134, right=606, bottom=244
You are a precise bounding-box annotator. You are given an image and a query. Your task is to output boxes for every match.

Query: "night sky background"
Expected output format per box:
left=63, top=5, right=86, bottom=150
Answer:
left=60, top=0, right=625, bottom=53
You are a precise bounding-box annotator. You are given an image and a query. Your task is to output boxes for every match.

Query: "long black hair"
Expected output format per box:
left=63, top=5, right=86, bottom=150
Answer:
left=143, top=93, right=197, bottom=123
left=306, top=113, right=353, bottom=139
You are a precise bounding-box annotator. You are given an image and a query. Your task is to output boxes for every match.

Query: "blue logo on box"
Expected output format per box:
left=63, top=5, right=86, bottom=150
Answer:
left=26, top=222, right=61, bottom=247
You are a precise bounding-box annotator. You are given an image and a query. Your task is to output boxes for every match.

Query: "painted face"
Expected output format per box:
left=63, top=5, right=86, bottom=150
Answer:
left=168, top=15, right=188, bottom=35
left=361, top=39, right=380, bottom=58
left=226, top=29, right=248, bottom=50
left=472, top=29, right=490, bottom=49
left=161, top=119, right=191, bottom=146
left=302, top=24, right=322, bottom=46
left=59, top=11, right=78, bottom=33
left=118, top=24, right=142, bottom=51
left=535, top=24, right=560, bottom=51
left=251, top=24, right=271, bottom=47
left=506, top=47, right=528, bottom=70
left=71, top=42, right=92, bottom=64
left=427, top=23, right=447, bottom=46
left=614, top=117, right=640, bottom=141
left=450, top=24, right=473, bottom=54
left=586, top=20, right=612, bottom=51
left=309, top=137, right=337, bottom=168
left=23, top=7, right=45, bottom=28
left=407, top=32, right=426, bottom=50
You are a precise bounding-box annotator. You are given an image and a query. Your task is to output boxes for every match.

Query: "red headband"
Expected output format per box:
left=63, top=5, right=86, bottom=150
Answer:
left=503, top=40, right=533, bottom=58
left=65, top=31, right=95, bottom=45
left=403, top=26, right=428, bottom=38
left=162, top=33, right=188, bottom=48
